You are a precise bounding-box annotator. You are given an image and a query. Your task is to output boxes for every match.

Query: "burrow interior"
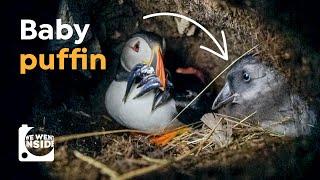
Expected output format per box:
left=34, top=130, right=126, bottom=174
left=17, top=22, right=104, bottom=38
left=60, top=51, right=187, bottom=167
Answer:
left=27, top=0, right=320, bottom=178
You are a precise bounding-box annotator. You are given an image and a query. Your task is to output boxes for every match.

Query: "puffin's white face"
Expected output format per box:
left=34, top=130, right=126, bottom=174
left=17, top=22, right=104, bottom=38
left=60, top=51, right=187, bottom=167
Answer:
left=121, top=37, right=152, bottom=72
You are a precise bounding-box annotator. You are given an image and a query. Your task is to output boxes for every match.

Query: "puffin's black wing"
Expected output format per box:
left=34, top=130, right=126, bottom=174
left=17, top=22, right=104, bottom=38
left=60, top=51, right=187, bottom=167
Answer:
left=174, top=89, right=213, bottom=125
left=115, top=66, right=130, bottom=81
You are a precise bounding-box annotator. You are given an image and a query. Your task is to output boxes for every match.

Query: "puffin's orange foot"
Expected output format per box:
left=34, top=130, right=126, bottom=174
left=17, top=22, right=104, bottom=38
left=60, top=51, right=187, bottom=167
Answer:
left=150, top=127, right=190, bottom=146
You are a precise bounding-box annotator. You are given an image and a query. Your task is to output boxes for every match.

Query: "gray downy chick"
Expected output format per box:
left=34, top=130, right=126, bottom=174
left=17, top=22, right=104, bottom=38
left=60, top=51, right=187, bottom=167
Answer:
left=212, top=55, right=317, bottom=136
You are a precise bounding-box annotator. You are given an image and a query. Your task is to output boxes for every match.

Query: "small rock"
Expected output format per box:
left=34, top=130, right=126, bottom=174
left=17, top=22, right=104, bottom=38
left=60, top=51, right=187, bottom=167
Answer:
left=174, top=17, right=190, bottom=35
left=186, top=25, right=196, bottom=36
left=111, top=31, right=122, bottom=39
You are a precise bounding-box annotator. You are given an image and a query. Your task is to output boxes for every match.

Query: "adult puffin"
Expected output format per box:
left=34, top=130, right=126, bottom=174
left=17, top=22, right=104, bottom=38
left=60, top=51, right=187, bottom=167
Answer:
left=105, top=32, right=206, bottom=138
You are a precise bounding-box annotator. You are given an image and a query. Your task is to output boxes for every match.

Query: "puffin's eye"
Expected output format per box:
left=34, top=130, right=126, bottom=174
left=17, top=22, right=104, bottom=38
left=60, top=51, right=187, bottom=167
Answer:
left=131, top=41, right=140, bottom=52
left=242, top=72, right=251, bottom=82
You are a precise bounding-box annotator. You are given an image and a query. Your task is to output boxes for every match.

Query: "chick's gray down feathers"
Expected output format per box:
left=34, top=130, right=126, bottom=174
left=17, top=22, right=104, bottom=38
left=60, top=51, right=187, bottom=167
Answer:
left=212, top=55, right=317, bottom=136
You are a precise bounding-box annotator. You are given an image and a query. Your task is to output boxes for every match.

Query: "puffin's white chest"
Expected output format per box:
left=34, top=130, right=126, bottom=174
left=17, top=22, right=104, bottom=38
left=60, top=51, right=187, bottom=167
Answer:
left=105, top=81, right=179, bottom=133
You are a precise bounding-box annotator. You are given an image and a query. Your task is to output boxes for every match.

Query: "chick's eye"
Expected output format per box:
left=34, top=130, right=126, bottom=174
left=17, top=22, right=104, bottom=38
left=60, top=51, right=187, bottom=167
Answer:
left=131, top=41, right=140, bottom=52
left=242, top=72, right=251, bottom=82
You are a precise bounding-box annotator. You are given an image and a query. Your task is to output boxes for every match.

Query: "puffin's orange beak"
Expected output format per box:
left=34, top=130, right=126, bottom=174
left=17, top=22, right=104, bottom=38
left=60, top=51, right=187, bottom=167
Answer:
left=155, top=48, right=166, bottom=90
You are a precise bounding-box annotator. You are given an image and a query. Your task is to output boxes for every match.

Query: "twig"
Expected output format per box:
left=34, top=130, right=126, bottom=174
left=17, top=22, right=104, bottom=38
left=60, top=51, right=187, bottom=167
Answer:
left=268, top=117, right=292, bottom=126
left=75, top=111, right=91, bottom=118
left=140, top=155, right=169, bottom=165
left=223, top=118, right=252, bottom=128
left=102, top=115, right=113, bottom=122
left=232, top=111, right=256, bottom=129
left=55, top=129, right=146, bottom=144
left=117, top=163, right=167, bottom=180
left=214, top=113, right=241, bottom=120
left=73, top=150, right=119, bottom=179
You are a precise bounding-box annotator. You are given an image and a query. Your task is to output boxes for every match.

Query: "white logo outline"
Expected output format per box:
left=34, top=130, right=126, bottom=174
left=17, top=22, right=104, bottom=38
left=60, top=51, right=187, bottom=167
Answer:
left=18, top=124, right=54, bottom=162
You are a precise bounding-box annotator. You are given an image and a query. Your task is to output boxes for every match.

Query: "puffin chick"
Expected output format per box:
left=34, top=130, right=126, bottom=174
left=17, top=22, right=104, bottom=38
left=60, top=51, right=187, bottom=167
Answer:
left=212, top=55, right=317, bottom=136
left=105, top=32, right=205, bottom=135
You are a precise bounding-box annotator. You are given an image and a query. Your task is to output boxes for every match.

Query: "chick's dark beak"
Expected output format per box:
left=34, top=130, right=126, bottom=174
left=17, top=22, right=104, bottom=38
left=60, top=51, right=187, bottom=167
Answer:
left=153, top=46, right=166, bottom=90
left=212, top=82, right=234, bottom=110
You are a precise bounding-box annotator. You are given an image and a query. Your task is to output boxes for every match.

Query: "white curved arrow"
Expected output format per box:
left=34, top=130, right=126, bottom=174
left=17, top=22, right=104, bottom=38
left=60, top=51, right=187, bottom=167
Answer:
left=143, top=12, right=228, bottom=61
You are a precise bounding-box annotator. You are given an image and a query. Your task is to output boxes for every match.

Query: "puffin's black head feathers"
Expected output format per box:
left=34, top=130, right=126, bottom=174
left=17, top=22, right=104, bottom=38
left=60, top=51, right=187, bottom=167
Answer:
left=131, top=31, right=166, bottom=52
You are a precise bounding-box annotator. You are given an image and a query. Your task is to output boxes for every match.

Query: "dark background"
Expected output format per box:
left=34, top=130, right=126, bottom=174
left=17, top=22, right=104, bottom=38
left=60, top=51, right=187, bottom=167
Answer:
left=4, top=0, right=320, bottom=178
left=5, top=0, right=59, bottom=178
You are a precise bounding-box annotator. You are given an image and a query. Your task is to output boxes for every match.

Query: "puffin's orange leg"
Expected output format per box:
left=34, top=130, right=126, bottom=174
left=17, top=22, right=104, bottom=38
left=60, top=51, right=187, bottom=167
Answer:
left=150, top=127, right=190, bottom=146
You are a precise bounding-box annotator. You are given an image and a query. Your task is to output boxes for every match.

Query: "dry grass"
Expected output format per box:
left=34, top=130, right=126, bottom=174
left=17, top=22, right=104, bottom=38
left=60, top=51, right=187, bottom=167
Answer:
left=49, top=112, right=288, bottom=179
